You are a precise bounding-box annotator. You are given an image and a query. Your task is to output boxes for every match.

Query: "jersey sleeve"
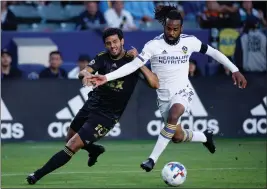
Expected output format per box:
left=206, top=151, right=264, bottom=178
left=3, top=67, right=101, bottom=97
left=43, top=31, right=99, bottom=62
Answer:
left=137, top=41, right=154, bottom=63
left=190, top=37, right=202, bottom=52
left=87, top=52, right=105, bottom=73
left=190, top=36, right=208, bottom=54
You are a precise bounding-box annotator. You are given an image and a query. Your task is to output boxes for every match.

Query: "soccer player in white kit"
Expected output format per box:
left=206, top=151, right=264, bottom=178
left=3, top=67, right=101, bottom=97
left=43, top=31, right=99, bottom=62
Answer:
left=89, top=5, right=247, bottom=172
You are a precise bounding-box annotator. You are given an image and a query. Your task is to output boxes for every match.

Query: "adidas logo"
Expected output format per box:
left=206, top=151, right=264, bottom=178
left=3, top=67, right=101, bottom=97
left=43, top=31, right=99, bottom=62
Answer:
left=162, top=50, right=167, bottom=54
left=147, top=81, right=219, bottom=136
left=250, top=96, right=266, bottom=116
left=111, top=63, right=117, bottom=68
left=243, top=96, right=266, bottom=134
left=55, top=87, right=92, bottom=120
left=1, top=99, right=24, bottom=139
left=48, top=87, right=121, bottom=138
left=1, top=99, right=13, bottom=121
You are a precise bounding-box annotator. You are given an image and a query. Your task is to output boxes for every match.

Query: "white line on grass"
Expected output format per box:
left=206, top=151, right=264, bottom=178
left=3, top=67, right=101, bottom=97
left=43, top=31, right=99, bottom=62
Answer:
left=2, top=167, right=266, bottom=177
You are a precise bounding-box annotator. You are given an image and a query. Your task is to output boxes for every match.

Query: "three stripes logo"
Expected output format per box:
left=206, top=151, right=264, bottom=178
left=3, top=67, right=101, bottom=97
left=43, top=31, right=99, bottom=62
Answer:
left=147, top=82, right=219, bottom=136
left=47, top=87, right=121, bottom=138
left=162, top=50, right=167, bottom=54
left=1, top=99, right=24, bottom=139
left=243, top=96, right=266, bottom=134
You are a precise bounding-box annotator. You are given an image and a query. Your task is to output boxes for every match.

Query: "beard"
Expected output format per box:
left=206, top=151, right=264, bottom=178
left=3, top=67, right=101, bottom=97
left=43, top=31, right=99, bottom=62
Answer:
left=109, top=46, right=123, bottom=59
left=163, top=33, right=180, bottom=45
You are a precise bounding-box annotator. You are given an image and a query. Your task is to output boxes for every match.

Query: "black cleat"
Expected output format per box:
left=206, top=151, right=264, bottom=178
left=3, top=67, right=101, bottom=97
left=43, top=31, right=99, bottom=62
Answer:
left=203, top=130, right=216, bottom=154
left=140, top=158, right=155, bottom=172
left=88, top=144, right=105, bottom=167
left=26, top=173, right=38, bottom=185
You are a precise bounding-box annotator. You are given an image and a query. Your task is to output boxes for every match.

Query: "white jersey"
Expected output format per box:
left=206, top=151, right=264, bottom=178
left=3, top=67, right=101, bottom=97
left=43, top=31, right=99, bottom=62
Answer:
left=138, top=33, right=203, bottom=101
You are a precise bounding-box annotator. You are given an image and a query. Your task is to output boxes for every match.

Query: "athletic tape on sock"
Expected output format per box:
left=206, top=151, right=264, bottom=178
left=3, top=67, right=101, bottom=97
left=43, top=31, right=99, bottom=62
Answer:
left=64, top=146, right=75, bottom=157
left=160, top=124, right=176, bottom=139
left=182, top=129, right=193, bottom=142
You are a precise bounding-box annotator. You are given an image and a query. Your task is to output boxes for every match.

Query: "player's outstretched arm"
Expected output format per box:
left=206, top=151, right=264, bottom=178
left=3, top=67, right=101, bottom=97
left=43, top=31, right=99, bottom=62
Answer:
left=205, top=45, right=247, bottom=88
left=91, top=57, right=145, bottom=87
left=139, top=66, right=159, bottom=89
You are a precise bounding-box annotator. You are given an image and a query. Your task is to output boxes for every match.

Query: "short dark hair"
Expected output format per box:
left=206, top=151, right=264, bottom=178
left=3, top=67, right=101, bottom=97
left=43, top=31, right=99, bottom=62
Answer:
left=102, top=28, right=124, bottom=42
left=49, top=51, right=61, bottom=57
left=154, top=5, right=183, bottom=26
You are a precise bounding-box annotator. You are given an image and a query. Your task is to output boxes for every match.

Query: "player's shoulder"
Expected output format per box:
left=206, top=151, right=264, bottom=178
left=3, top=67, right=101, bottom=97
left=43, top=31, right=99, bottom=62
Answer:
left=96, top=51, right=108, bottom=57
left=180, top=34, right=198, bottom=41
left=95, top=51, right=109, bottom=60
left=180, top=34, right=201, bottom=46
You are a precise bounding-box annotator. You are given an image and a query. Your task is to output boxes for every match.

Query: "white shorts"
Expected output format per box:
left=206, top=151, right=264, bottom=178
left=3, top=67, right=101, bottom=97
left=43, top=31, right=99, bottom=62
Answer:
left=157, top=86, right=194, bottom=124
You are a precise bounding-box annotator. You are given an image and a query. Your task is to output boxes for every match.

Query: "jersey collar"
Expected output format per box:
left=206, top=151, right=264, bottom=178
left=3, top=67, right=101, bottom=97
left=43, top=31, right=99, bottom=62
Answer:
left=163, top=34, right=180, bottom=46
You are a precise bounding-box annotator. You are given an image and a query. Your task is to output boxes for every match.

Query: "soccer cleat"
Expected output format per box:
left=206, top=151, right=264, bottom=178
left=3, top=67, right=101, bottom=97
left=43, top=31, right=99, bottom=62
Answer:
left=140, top=158, right=155, bottom=172
left=26, top=173, right=38, bottom=185
left=88, top=144, right=105, bottom=167
left=203, top=130, right=216, bottom=154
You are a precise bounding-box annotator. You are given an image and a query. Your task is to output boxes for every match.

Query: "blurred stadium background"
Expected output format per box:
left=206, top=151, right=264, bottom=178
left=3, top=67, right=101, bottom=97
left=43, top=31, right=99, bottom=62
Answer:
left=1, top=0, right=266, bottom=188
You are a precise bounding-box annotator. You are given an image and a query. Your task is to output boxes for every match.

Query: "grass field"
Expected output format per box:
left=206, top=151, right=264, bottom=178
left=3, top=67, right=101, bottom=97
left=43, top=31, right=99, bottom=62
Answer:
left=1, top=139, right=266, bottom=188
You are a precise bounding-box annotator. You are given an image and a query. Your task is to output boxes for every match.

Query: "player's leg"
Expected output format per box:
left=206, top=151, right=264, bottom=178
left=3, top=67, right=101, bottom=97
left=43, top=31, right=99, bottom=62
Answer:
left=67, top=101, right=105, bottom=160
left=26, top=112, right=113, bottom=185
left=26, top=133, right=84, bottom=185
left=77, top=112, right=114, bottom=167
left=171, top=123, right=216, bottom=153
left=141, top=102, right=184, bottom=172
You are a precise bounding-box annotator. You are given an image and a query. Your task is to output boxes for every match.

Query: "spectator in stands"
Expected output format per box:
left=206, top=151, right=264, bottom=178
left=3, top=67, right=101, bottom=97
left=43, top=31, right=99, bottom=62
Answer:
left=39, top=51, right=67, bottom=79
left=68, top=54, right=91, bottom=79
left=188, top=59, right=200, bottom=77
left=1, top=49, right=22, bottom=79
left=104, top=1, right=137, bottom=31
left=200, top=1, right=241, bottom=28
left=124, top=1, right=155, bottom=26
left=239, top=1, right=267, bottom=27
left=76, top=1, right=106, bottom=31
left=234, top=18, right=267, bottom=72
left=1, top=1, right=17, bottom=31
left=182, top=1, right=205, bottom=21
left=98, top=1, right=112, bottom=14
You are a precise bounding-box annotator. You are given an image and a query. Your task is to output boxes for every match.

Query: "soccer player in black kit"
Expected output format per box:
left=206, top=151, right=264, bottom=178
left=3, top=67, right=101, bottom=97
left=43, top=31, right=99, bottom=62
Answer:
left=26, top=28, right=159, bottom=185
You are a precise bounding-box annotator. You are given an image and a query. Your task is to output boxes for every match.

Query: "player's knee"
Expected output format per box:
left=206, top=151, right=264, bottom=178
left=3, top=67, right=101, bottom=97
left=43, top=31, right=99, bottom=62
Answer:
left=172, top=132, right=184, bottom=143
left=66, top=134, right=84, bottom=153
left=172, top=135, right=184, bottom=143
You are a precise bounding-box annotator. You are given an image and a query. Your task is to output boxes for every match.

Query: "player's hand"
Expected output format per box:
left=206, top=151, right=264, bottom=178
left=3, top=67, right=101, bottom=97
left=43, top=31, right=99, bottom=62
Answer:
left=232, top=71, right=247, bottom=89
left=90, top=75, right=108, bottom=88
left=127, top=46, right=138, bottom=58
left=82, top=75, right=94, bottom=87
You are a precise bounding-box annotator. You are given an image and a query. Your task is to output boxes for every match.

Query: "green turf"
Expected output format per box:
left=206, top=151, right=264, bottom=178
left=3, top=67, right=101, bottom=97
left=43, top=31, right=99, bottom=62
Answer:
left=1, top=139, right=266, bottom=188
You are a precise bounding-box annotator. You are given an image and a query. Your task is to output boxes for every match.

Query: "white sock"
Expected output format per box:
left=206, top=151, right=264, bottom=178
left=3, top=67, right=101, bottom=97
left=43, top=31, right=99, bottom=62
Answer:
left=191, top=131, right=207, bottom=142
left=149, top=134, right=171, bottom=163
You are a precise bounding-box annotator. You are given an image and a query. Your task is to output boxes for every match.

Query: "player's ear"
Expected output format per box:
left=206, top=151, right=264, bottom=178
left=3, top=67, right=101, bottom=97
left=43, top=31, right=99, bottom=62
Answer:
left=121, top=38, right=125, bottom=46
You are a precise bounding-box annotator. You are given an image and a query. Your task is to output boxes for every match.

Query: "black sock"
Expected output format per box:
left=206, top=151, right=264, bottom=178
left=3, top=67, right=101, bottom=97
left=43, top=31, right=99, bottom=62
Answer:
left=34, top=146, right=74, bottom=180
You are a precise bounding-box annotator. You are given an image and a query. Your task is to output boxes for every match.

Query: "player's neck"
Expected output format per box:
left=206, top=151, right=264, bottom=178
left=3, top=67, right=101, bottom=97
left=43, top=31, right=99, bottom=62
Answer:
left=109, top=49, right=126, bottom=60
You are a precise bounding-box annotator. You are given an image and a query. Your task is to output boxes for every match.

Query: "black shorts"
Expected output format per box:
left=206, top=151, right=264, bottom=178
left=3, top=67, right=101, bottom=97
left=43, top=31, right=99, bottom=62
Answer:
left=69, top=100, right=116, bottom=145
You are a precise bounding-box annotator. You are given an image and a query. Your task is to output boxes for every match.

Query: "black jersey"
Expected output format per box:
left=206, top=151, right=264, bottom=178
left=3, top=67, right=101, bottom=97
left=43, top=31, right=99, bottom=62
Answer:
left=87, top=51, right=139, bottom=120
